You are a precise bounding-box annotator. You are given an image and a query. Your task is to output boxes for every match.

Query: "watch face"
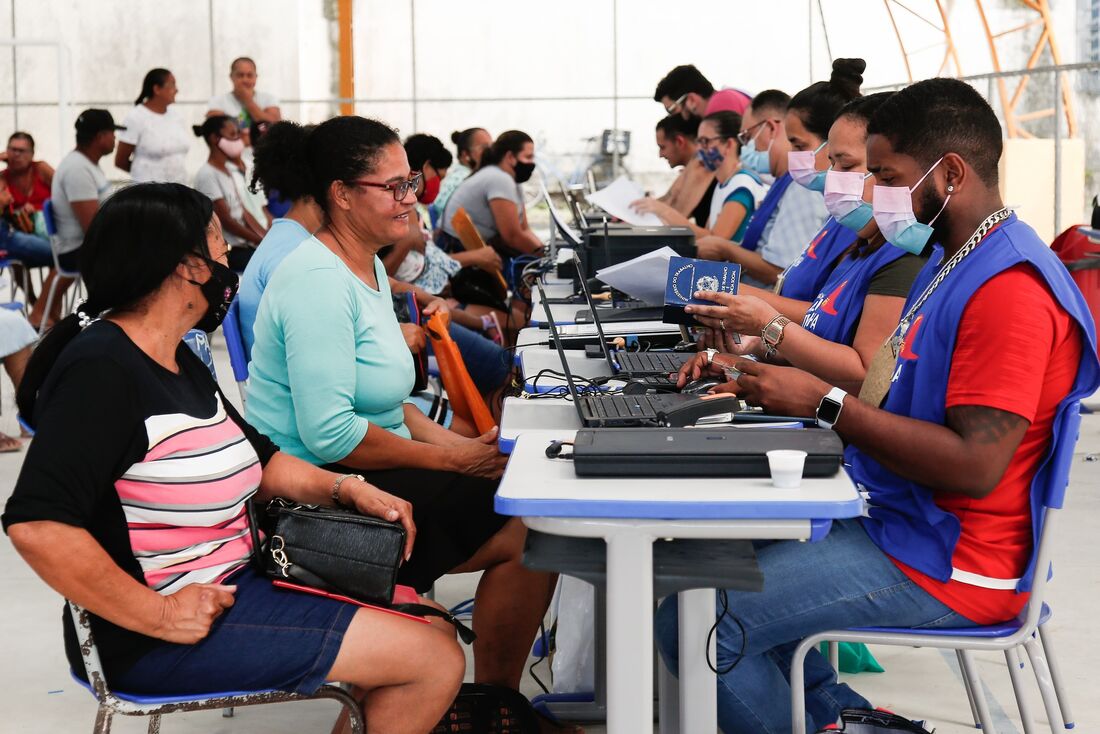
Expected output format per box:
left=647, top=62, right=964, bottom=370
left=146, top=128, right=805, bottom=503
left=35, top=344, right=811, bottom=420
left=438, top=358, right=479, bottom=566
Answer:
left=818, top=399, right=842, bottom=424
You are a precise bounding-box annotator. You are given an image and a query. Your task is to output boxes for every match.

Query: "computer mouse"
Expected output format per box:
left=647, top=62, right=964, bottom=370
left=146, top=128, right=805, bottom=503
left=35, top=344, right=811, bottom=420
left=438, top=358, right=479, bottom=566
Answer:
left=681, top=377, right=722, bottom=395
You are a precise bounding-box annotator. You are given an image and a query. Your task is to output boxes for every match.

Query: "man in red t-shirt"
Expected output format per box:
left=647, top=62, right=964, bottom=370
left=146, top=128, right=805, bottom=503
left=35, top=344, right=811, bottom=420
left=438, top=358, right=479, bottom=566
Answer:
left=654, top=78, right=1098, bottom=734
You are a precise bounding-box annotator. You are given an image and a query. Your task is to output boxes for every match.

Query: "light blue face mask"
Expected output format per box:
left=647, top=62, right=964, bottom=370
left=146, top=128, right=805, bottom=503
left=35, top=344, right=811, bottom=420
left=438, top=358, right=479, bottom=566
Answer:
left=872, top=157, right=950, bottom=255
left=740, top=126, right=772, bottom=175
left=824, top=169, right=874, bottom=232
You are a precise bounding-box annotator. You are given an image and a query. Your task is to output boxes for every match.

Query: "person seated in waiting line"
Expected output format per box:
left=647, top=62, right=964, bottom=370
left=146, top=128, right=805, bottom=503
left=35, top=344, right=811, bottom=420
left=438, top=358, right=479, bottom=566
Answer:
left=3, top=183, right=464, bottom=734
left=30, top=110, right=121, bottom=330
left=240, top=123, right=512, bottom=400
left=652, top=114, right=716, bottom=227
left=677, top=92, right=928, bottom=388
left=632, top=112, right=767, bottom=259
left=193, top=116, right=265, bottom=270
left=657, top=77, right=1100, bottom=734
left=431, top=127, right=491, bottom=223
left=115, top=68, right=191, bottom=184
left=384, top=134, right=510, bottom=346
left=655, top=63, right=752, bottom=118
left=245, top=116, right=557, bottom=696
left=1, top=132, right=56, bottom=303
left=725, top=60, right=865, bottom=288
left=438, top=130, right=543, bottom=257
left=0, top=308, right=37, bottom=452
left=206, top=56, right=281, bottom=147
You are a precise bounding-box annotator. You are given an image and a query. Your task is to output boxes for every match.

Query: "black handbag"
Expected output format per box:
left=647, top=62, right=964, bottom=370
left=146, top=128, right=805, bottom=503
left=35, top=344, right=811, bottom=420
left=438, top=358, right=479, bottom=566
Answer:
left=249, top=498, right=405, bottom=607
left=432, top=683, right=542, bottom=734
left=247, top=497, right=476, bottom=643
left=449, top=266, right=509, bottom=312
left=818, top=709, right=934, bottom=733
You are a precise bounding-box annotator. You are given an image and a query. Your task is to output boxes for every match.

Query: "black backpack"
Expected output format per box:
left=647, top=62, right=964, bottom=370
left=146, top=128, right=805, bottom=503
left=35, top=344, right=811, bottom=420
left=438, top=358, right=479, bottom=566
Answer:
left=432, top=683, right=541, bottom=733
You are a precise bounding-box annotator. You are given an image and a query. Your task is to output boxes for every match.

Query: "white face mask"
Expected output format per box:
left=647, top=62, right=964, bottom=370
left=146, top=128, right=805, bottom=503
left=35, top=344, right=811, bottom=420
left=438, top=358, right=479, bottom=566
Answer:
left=217, top=137, right=246, bottom=159
left=872, top=157, right=950, bottom=255
left=823, top=169, right=874, bottom=231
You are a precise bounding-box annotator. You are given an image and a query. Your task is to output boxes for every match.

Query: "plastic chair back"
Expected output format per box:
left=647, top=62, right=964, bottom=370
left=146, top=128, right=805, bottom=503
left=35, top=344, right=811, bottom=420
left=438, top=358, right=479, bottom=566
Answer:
left=425, top=310, right=495, bottom=435
left=223, top=299, right=250, bottom=382
left=451, top=207, right=509, bottom=291
left=42, top=199, right=58, bottom=237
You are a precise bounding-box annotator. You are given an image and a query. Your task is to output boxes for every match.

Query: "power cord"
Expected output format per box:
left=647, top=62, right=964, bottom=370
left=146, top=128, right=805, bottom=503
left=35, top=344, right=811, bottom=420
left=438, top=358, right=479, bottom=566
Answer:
left=705, top=590, right=747, bottom=676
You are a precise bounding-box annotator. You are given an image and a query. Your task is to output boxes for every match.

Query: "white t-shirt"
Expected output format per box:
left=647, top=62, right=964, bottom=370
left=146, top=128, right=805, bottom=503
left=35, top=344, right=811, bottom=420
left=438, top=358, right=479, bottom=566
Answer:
left=206, top=91, right=280, bottom=131
left=118, top=105, right=191, bottom=184
left=194, top=163, right=247, bottom=246
left=708, top=169, right=768, bottom=232
left=50, top=150, right=111, bottom=254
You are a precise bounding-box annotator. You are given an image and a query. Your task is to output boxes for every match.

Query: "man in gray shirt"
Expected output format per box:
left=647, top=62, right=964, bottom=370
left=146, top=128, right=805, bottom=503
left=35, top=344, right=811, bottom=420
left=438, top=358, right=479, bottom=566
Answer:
left=31, top=109, right=120, bottom=329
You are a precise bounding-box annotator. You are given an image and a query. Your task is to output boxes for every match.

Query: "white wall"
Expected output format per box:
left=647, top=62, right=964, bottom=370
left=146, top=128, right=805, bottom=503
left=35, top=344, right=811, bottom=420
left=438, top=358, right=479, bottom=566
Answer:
left=0, top=0, right=1087, bottom=213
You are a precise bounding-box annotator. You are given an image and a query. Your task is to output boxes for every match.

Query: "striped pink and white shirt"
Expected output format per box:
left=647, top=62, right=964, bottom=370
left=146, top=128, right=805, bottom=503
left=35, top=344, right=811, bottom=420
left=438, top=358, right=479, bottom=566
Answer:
left=116, top=394, right=262, bottom=594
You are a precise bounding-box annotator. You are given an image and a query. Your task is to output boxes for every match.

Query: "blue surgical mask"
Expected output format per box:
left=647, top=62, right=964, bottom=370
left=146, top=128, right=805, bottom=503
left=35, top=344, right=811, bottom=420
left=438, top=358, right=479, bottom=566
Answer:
left=824, top=169, right=874, bottom=232
left=872, top=157, right=950, bottom=255
left=697, top=146, right=724, bottom=172
left=741, top=127, right=772, bottom=175
left=788, top=141, right=829, bottom=191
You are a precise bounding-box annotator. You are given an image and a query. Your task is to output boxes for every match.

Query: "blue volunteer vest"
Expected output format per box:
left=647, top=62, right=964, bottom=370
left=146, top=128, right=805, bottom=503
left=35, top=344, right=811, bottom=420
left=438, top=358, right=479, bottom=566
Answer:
left=777, top=218, right=859, bottom=301
left=848, top=215, right=1100, bottom=592
left=739, top=172, right=793, bottom=252
left=801, top=242, right=909, bottom=345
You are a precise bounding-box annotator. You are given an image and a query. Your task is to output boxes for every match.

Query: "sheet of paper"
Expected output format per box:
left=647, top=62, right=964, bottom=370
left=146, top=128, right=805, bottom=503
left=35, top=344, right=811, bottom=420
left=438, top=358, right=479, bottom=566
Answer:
left=584, top=176, right=664, bottom=227
left=595, top=246, right=678, bottom=306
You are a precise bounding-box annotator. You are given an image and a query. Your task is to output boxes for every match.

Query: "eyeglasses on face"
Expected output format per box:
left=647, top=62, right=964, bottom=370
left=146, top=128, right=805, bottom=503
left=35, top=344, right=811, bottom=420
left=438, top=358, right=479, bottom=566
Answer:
left=695, top=136, right=729, bottom=149
left=665, top=92, right=690, bottom=114
left=737, top=120, right=768, bottom=145
left=346, top=171, right=424, bottom=202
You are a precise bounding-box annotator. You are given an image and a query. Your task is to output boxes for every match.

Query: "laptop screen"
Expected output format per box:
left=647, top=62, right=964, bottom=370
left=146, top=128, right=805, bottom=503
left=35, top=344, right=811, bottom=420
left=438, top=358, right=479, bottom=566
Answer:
left=534, top=280, right=590, bottom=425
left=572, top=251, right=618, bottom=373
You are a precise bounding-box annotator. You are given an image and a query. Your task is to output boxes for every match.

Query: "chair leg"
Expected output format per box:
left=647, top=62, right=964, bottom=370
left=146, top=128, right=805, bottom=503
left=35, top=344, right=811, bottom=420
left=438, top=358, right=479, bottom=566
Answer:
left=958, top=649, right=995, bottom=731
left=828, top=641, right=839, bottom=671
left=1005, top=648, right=1038, bottom=734
left=1037, top=625, right=1075, bottom=729
left=957, top=649, right=983, bottom=729
left=93, top=705, right=113, bottom=734
left=146, top=714, right=162, bottom=734
left=1024, top=635, right=1066, bottom=733
left=38, top=277, right=60, bottom=336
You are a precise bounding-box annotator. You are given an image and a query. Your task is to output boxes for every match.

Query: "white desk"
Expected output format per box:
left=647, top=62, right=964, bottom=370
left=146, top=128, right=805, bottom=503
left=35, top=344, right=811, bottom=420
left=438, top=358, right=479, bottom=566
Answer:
left=496, top=430, right=862, bottom=734
left=519, top=348, right=614, bottom=392
left=498, top=397, right=581, bottom=451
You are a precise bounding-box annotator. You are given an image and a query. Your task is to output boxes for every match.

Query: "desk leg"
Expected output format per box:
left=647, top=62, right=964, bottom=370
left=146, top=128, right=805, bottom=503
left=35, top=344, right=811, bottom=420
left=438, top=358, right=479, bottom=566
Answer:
left=605, top=531, right=655, bottom=734
left=679, top=589, right=718, bottom=733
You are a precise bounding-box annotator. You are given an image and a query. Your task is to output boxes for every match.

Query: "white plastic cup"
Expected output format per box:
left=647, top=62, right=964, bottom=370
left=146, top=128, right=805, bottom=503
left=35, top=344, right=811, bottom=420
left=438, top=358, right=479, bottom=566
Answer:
left=766, top=450, right=807, bottom=488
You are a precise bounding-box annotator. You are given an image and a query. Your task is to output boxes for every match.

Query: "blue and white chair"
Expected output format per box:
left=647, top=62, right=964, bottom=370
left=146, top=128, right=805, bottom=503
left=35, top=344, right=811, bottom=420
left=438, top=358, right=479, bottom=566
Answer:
left=67, top=601, right=363, bottom=733
left=39, top=199, right=84, bottom=336
left=791, top=404, right=1085, bottom=734
left=221, top=298, right=250, bottom=406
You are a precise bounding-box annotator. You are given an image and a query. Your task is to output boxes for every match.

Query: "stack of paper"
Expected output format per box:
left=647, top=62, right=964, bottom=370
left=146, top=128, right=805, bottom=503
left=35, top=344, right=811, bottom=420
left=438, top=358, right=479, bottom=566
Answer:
left=595, top=246, right=678, bottom=306
left=585, top=176, right=664, bottom=227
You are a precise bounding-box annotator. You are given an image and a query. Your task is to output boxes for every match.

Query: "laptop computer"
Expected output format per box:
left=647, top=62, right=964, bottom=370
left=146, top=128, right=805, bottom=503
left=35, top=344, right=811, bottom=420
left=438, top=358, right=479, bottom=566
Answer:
left=536, top=280, right=726, bottom=427
left=573, top=252, right=692, bottom=380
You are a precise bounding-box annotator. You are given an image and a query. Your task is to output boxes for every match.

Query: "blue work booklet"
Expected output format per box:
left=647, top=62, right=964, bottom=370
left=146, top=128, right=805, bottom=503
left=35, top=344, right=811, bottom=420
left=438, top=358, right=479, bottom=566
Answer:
left=663, top=256, right=741, bottom=325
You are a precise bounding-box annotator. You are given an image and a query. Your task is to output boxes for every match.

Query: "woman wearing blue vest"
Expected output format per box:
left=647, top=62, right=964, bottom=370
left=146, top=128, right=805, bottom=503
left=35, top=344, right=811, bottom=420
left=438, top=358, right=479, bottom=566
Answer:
left=631, top=112, right=767, bottom=253
left=679, top=93, right=927, bottom=386
left=656, top=79, right=1100, bottom=733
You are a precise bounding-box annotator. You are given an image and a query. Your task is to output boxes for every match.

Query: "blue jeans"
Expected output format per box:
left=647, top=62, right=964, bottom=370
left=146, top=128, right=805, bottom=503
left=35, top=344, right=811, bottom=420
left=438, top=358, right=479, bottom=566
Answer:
left=430, top=321, right=511, bottom=394
left=0, top=222, right=53, bottom=268
left=654, top=518, right=975, bottom=734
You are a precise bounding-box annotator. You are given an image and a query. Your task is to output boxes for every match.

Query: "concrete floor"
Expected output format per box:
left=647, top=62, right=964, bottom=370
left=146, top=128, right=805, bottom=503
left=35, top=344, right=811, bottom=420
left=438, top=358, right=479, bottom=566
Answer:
left=1, top=332, right=1098, bottom=734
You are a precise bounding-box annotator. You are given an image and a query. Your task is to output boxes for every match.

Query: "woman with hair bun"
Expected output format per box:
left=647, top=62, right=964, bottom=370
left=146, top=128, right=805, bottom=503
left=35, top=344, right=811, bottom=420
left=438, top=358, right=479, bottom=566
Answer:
left=114, top=68, right=191, bottom=184
left=4, top=182, right=463, bottom=734
left=432, top=127, right=491, bottom=220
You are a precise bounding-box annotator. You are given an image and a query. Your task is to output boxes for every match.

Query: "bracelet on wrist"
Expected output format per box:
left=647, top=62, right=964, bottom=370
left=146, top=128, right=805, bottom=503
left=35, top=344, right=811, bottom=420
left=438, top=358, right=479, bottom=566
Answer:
left=331, top=473, right=364, bottom=507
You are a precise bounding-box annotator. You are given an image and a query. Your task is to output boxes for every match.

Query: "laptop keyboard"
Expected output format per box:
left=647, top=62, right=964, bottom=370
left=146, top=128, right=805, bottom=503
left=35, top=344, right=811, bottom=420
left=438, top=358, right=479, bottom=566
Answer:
left=619, top=351, right=689, bottom=374
left=581, top=395, right=661, bottom=420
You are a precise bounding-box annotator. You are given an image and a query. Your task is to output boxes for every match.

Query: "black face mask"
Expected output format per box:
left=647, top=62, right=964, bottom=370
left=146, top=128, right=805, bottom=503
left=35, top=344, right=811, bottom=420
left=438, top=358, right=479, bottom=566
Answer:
left=187, top=257, right=239, bottom=332
left=513, top=160, right=536, bottom=184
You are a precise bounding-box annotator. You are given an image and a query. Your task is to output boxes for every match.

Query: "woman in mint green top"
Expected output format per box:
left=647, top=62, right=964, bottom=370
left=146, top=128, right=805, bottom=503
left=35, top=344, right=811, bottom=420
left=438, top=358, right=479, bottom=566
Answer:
left=248, top=239, right=415, bottom=464
left=244, top=115, right=556, bottom=695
